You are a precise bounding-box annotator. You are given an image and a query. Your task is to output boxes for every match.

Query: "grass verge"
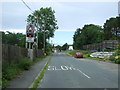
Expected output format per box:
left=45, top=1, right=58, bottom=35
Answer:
left=2, top=56, right=46, bottom=88
left=2, top=57, right=33, bottom=88
left=29, top=56, right=52, bottom=89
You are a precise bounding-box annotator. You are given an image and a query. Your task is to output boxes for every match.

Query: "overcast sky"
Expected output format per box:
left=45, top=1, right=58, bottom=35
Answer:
left=1, top=0, right=120, bottom=45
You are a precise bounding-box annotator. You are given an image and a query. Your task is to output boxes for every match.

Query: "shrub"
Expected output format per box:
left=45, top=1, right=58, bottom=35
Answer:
left=2, top=78, right=8, bottom=88
left=109, top=55, right=115, bottom=61
left=2, top=61, right=22, bottom=88
left=18, top=57, right=33, bottom=70
left=102, top=56, right=109, bottom=61
left=2, top=57, right=33, bottom=88
left=114, top=56, right=120, bottom=64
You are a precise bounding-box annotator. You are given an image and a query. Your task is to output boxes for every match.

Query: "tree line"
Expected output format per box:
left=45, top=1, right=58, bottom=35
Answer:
left=2, top=31, right=26, bottom=48
left=73, top=16, right=120, bottom=50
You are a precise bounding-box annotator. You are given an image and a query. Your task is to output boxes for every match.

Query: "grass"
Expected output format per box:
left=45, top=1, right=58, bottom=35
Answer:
left=29, top=56, right=52, bottom=89
left=2, top=56, right=46, bottom=88
left=33, top=56, right=46, bottom=62
left=2, top=57, right=33, bottom=88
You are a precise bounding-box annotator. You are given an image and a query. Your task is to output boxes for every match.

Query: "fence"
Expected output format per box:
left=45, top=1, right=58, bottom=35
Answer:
left=2, top=44, right=44, bottom=64
left=83, top=40, right=119, bottom=50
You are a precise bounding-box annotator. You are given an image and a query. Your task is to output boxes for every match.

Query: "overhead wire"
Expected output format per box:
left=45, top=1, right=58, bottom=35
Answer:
left=21, top=0, right=33, bottom=12
left=21, top=0, right=39, bottom=49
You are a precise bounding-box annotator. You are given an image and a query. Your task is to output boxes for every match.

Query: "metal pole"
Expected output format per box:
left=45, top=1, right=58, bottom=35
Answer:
left=29, top=42, right=31, bottom=49
left=43, top=31, right=45, bottom=53
left=26, top=42, right=27, bottom=48
left=37, top=16, right=39, bottom=49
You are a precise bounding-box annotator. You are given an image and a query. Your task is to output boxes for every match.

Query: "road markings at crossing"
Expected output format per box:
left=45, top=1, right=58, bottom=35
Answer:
left=47, top=66, right=76, bottom=71
left=47, top=65, right=91, bottom=79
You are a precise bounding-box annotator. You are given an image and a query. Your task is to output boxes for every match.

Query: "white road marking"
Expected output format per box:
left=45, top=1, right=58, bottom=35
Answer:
left=48, top=66, right=76, bottom=71
left=48, top=66, right=55, bottom=70
left=47, top=65, right=91, bottom=79
left=61, top=66, right=69, bottom=70
left=77, top=69, right=91, bottom=79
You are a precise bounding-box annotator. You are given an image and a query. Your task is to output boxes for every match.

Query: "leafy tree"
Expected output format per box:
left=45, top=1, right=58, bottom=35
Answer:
left=61, top=43, right=69, bottom=50
left=73, top=24, right=103, bottom=49
left=27, top=7, right=58, bottom=50
left=55, top=45, right=62, bottom=51
left=103, top=17, right=120, bottom=40
left=2, top=31, right=26, bottom=48
left=82, top=24, right=103, bottom=44
left=73, top=28, right=85, bottom=49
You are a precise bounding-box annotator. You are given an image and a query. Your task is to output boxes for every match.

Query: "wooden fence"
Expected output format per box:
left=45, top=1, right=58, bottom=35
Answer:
left=83, top=40, right=119, bottom=50
left=2, top=44, right=44, bottom=64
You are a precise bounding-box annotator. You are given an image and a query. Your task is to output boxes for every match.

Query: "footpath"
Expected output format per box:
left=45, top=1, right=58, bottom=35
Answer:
left=6, top=56, right=51, bottom=88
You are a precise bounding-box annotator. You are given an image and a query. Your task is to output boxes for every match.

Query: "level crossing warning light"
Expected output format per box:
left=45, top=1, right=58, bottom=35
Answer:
left=26, top=24, right=35, bottom=37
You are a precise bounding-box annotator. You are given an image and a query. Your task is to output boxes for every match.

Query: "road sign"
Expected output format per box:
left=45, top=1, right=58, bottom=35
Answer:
left=26, top=37, right=34, bottom=42
left=26, top=25, right=35, bottom=37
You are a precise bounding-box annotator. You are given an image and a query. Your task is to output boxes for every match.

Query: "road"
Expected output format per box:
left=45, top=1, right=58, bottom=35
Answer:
left=38, top=53, right=118, bottom=88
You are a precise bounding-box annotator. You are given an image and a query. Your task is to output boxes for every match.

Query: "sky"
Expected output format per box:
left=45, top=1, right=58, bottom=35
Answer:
left=0, top=0, right=120, bottom=46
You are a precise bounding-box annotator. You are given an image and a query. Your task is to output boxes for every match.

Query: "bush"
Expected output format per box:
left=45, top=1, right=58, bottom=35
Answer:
left=2, top=78, right=8, bottom=88
left=109, top=55, right=115, bottom=61
left=2, top=57, right=33, bottom=88
left=3, top=64, right=21, bottom=80
left=109, top=44, right=120, bottom=64
left=33, top=56, right=46, bottom=62
left=18, top=57, right=33, bottom=70
left=2, top=62, right=22, bottom=88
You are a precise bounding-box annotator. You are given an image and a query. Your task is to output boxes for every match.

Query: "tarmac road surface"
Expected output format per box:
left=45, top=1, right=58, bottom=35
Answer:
left=38, top=52, right=118, bottom=88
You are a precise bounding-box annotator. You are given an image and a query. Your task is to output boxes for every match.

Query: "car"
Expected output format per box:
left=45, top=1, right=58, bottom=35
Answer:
left=75, top=52, right=83, bottom=58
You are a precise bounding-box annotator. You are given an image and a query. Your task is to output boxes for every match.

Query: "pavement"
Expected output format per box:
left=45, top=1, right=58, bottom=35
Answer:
left=6, top=56, right=51, bottom=88
left=38, top=53, right=118, bottom=88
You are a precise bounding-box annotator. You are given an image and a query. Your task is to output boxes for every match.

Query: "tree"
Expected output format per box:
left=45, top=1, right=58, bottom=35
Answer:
left=103, top=17, right=120, bottom=40
left=27, top=7, right=58, bottom=51
left=73, top=24, right=103, bottom=49
left=27, top=7, right=58, bottom=39
left=2, top=31, right=26, bottom=48
left=55, top=45, right=62, bottom=51
left=73, top=28, right=85, bottom=49
left=82, top=24, right=103, bottom=44
left=61, top=43, right=69, bottom=50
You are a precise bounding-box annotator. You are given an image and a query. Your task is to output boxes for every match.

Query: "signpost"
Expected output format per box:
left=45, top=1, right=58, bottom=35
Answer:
left=26, top=24, right=35, bottom=49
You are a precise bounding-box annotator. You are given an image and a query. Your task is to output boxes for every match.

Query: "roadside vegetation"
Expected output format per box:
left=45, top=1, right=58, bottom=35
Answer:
left=73, top=17, right=120, bottom=50
left=2, top=57, right=32, bottom=88
left=2, top=56, right=46, bottom=88
left=67, top=44, right=120, bottom=64
left=109, top=44, right=120, bottom=64
left=68, top=16, right=120, bottom=64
